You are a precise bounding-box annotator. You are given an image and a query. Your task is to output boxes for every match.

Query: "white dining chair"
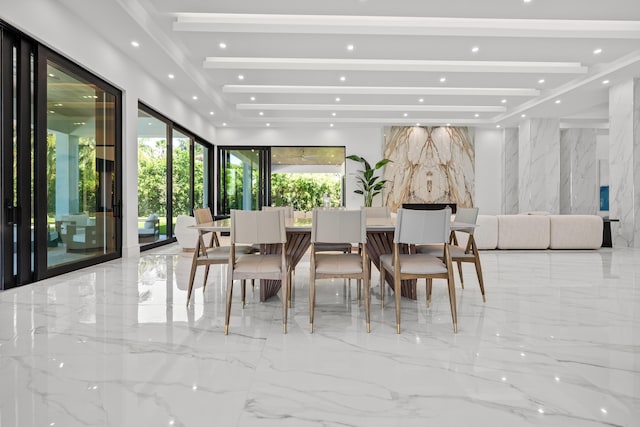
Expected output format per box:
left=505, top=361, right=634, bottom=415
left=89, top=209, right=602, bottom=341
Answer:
left=416, top=207, right=486, bottom=302
left=309, top=208, right=370, bottom=333
left=380, top=208, right=457, bottom=333
left=226, top=209, right=290, bottom=335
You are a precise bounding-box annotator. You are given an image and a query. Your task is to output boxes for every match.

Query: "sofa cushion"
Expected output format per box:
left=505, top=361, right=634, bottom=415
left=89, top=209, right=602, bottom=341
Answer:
left=549, top=215, right=603, bottom=249
left=497, top=215, right=550, bottom=249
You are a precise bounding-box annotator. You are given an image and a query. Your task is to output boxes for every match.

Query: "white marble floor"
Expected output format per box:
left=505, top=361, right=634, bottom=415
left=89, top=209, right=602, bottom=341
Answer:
left=0, top=245, right=639, bottom=427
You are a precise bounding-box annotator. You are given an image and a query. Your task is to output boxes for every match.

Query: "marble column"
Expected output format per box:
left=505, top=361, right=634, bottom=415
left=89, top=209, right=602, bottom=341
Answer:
left=609, top=78, right=640, bottom=248
left=560, top=129, right=598, bottom=214
left=518, top=119, right=560, bottom=213
left=502, top=128, right=519, bottom=214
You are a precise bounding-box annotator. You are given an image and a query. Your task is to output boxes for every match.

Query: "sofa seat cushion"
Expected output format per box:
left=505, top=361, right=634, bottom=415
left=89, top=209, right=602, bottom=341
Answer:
left=549, top=215, right=603, bottom=249
left=497, top=215, right=550, bottom=249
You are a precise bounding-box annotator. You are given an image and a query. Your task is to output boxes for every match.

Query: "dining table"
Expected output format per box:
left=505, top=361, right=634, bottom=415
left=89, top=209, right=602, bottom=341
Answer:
left=191, top=215, right=476, bottom=302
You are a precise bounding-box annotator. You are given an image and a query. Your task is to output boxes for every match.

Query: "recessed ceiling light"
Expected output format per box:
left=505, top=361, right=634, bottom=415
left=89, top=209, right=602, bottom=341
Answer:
left=601, top=408, right=607, bottom=414
left=418, top=98, right=424, bottom=103
left=496, top=124, right=501, bottom=128
left=403, top=113, right=408, bottom=117
left=237, top=74, right=244, bottom=80
left=555, top=99, right=561, bottom=104
left=332, top=112, right=337, bottom=116
left=168, top=74, right=175, bottom=79
left=538, top=79, right=545, bottom=84
left=602, top=79, right=610, bottom=84
left=330, top=123, right=334, bottom=127
left=48, top=73, right=55, bottom=77
left=266, top=123, right=270, bottom=127
left=192, top=95, right=198, bottom=100
left=222, top=122, right=227, bottom=126
left=446, top=123, right=451, bottom=126
left=474, top=113, right=479, bottom=118
left=131, top=41, right=140, bottom=47
left=471, top=46, right=479, bottom=53
left=593, top=48, right=603, bottom=55
left=523, top=0, right=532, bottom=3
left=501, top=99, right=507, bottom=103
left=259, top=111, right=264, bottom=116
left=54, top=103, right=63, bottom=107
left=347, top=44, right=355, bottom=51
left=250, top=96, right=256, bottom=101
left=219, top=42, right=227, bottom=49
left=339, top=76, right=346, bottom=82
left=521, top=114, right=526, bottom=118
left=537, top=408, right=544, bottom=414
left=416, top=123, right=421, bottom=126
left=209, top=111, right=215, bottom=115
left=335, top=97, right=341, bottom=102
left=439, top=77, right=446, bottom=83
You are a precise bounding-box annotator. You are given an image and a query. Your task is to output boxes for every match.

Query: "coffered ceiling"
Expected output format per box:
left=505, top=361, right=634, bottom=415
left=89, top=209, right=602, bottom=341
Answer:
left=57, top=0, right=640, bottom=129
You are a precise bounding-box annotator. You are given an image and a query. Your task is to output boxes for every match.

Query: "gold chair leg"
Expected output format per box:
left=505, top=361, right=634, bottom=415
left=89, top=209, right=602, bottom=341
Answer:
left=475, top=257, right=486, bottom=302
left=426, top=278, right=433, bottom=306
left=203, top=265, right=211, bottom=292
left=241, top=280, right=246, bottom=308
left=456, top=261, right=464, bottom=289
left=224, top=277, right=234, bottom=335
left=282, top=272, right=288, bottom=334
left=364, top=275, right=371, bottom=333
left=447, top=274, right=458, bottom=333
left=309, top=273, right=316, bottom=333
left=394, top=276, right=401, bottom=334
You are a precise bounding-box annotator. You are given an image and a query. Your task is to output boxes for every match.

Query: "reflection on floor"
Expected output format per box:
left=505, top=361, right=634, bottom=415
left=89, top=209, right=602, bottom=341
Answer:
left=1, top=244, right=639, bottom=426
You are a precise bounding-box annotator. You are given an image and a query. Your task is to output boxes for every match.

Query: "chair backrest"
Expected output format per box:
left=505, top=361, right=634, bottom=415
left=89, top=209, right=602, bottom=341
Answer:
left=312, top=208, right=366, bottom=244
left=231, top=209, right=286, bottom=244
left=193, top=207, right=213, bottom=225
left=394, top=208, right=451, bottom=245
left=364, top=206, right=391, bottom=218
left=453, top=207, right=479, bottom=234
left=262, top=205, right=294, bottom=219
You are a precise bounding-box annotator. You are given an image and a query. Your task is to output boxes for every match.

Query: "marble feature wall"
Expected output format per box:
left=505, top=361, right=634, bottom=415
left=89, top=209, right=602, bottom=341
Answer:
left=609, top=78, right=640, bottom=247
left=382, top=126, right=474, bottom=212
left=559, top=129, right=598, bottom=214
left=518, top=119, right=561, bottom=213
left=502, top=128, right=519, bottom=214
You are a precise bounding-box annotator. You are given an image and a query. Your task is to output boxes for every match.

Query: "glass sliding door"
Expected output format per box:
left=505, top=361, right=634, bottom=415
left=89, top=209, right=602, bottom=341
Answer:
left=137, top=108, right=168, bottom=245
left=38, top=47, right=121, bottom=274
left=218, top=147, right=270, bottom=215
left=1, top=29, right=36, bottom=289
left=137, top=103, right=214, bottom=249
left=193, top=141, right=209, bottom=210
left=171, top=129, right=192, bottom=236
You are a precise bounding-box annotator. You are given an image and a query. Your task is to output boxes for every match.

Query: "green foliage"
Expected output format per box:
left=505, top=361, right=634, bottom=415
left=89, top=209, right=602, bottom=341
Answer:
left=137, top=139, right=167, bottom=216
left=346, top=154, right=392, bottom=207
left=271, top=173, right=342, bottom=211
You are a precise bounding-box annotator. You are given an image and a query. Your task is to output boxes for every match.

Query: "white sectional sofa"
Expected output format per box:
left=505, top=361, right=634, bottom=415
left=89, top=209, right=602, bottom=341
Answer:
left=470, top=214, right=603, bottom=250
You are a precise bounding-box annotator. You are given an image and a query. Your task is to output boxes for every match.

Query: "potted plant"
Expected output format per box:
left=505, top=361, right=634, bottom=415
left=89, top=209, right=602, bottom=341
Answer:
left=346, top=155, right=392, bottom=207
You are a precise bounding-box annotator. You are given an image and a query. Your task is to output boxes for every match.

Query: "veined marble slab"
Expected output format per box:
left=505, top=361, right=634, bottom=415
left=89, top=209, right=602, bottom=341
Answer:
left=503, top=128, right=519, bottom=214
left=383, top=126, right=474, bottom=211
left=560, top=129, right=598, bottom=214
left=0, top=245, right=639, bottom=426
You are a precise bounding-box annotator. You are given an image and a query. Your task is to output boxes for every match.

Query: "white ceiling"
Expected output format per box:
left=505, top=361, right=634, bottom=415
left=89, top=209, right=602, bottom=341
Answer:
left=58, top=0, right=640, bottom=129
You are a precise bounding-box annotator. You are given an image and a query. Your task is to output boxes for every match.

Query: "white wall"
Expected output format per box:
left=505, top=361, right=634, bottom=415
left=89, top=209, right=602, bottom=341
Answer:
left=2, top=0, right=217, bottom=256
left=215, top=127, right=383, bottom=209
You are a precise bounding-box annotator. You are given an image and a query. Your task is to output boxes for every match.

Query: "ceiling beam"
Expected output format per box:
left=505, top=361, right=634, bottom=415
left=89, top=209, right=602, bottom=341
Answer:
left=175, top=13, right=640, bottom=39
left=223, top=85, right=541, bottom=97
left=205, top=58, right=587, bottom=74
left=237, top=104, right=506, bottom=112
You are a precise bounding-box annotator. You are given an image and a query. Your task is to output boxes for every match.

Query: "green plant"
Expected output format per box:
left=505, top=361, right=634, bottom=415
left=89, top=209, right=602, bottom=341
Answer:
left=346, top=155, right=392, bottom=207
